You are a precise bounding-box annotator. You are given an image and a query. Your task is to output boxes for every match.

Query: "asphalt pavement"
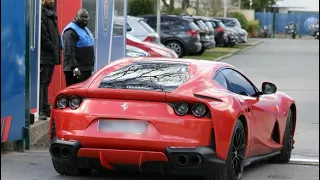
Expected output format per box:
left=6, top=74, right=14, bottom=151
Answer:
left=1, top=38, right=319, bottom=180
left=223, top=38, right=319, bottom=159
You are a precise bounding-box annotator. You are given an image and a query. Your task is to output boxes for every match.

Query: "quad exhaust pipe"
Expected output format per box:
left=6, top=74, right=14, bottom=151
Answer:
left=50, top=145, right=72, bottom=158
left=177, top=154, right=203, bottom=166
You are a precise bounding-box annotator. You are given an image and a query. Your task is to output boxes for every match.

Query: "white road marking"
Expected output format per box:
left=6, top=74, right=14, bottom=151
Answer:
left=289, top=158, right=319, bottom=166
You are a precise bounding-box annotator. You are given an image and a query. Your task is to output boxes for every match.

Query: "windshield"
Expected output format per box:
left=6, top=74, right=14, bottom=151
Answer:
left=139, top=19, right=156, bottom=33
left=205, top=21, right=214, bottom=31
left=99, top=62, right=190, bottom=92
left=197, top=20, right=209, bottom=31
left=218, top=21, right=226, bottom=28
left=189, top=21, right=200, bottom=31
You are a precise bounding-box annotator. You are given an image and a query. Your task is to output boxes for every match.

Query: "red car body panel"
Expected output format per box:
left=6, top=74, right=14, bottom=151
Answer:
left=126, top=35, right=177, bottom=58
left=50, top=57, right=296, bottom=170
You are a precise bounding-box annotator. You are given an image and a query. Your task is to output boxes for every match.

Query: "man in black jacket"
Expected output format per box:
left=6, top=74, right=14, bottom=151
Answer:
left=61, top=8, right=95, bottom=87
left=40, top=0, right=61, bottom=120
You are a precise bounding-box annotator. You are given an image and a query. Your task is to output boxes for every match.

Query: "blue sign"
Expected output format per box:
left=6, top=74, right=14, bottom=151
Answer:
left=1, top=0, right=26, bottom=142
left=95, top=0, right=114, bottom=71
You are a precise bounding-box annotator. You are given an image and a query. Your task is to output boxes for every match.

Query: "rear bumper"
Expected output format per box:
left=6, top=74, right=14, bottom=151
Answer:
left=50, top=138, right=226, bottom=176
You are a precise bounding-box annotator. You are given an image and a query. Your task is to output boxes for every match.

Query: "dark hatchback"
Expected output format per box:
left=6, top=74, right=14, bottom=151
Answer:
left=140, top=14, right=202, bottom=58
left=181, top=15, right=212, bottom=55
left=209, top=18, right=238, bottom=47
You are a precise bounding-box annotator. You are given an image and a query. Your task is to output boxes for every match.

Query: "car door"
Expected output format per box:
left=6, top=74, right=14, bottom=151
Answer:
left=219, top=68, right=278, bottom=156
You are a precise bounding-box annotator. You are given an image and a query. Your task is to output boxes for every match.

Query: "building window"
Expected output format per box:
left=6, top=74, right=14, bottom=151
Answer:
left=113, top=0, right=125, bottom=37
left=82, top=0, right=97, bottom=37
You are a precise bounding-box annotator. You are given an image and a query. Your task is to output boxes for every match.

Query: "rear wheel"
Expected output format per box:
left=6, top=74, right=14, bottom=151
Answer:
left=52, top=158, right=92, bottom=176
left=269, top=110, right=294, bottom=163
left=205, top=120, right=246, bottom=180
left=165, top=41, right=184, bottom=58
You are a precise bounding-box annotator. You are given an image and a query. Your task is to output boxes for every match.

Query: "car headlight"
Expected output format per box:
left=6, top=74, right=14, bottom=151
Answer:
left=174, top=102, right=189, bottom=116
left=191, top=103, right=207, bottom=117
left=69, top=96, right=81, bottom=110
left=56, top=95, right=68, bottom=109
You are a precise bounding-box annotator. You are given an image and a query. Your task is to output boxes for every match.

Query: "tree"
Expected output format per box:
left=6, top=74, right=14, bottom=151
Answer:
left=161, top=0, right=175, bottom=14
left=241, top=0, right=276, bottom=12
left=128, top=0, right=156, bottom=16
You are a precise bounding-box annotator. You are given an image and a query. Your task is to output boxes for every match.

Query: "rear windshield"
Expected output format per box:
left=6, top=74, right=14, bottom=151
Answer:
left=189, top=21, right=200, bottom=31
left=99, top=62, right=190, bottom=92
left=197, top=20, right=209, bottom=31
left=139, top=19, right=156, bottom=33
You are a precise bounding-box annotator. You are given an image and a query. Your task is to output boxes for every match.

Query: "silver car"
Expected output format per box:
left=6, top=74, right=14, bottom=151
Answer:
left=115, top=16, right=161, bottom=44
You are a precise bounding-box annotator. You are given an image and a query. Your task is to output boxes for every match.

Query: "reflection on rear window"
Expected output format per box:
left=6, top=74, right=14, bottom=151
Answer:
left=189, top=22, right=200, bottom=31
left=139, top=20, right=156, bottom=33
left=99, top=62, right=190, bottom=92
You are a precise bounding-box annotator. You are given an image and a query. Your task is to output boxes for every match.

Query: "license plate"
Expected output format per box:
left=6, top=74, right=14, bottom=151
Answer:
left=98, top=120, right=148, bottom=134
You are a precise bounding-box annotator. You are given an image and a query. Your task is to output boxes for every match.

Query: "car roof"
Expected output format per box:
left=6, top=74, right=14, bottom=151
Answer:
left=214, top=17, right=237, bottom=21
left=140, top=14, right=192, bottom=22
left=110, top=57, right=231, bottom=73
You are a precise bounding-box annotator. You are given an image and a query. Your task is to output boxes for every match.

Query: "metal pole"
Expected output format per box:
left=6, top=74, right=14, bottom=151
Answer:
left=156, top=0, right=161, bottom=36
left=238, top=0, right=241, bottom=9
left=223, top=0, right=227, bottom=18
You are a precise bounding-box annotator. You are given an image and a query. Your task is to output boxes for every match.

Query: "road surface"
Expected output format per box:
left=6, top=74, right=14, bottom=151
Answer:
left=1, top=39, right=319, bottom=180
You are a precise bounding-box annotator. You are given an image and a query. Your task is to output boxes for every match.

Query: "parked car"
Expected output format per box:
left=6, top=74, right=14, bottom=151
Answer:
left=126, top=33, right=178, bottom=58
left=181, top=15, right=212, bottom=55
left=210, top=18, right=238, bottom=47
left=126, top=45, right=150, bottom=57
left=214, top=17, right=248, bottom=43
left=49, top=57, right=297, bottom=180
left=114, top=16, right=161, bottom=44
left=140, top=14, right=202, bottom=58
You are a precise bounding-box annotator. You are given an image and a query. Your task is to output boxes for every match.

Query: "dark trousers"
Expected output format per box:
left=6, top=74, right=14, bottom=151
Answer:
left=39, top=65, right=54, bottom=116
left=64, top=71, right=92, bottom=87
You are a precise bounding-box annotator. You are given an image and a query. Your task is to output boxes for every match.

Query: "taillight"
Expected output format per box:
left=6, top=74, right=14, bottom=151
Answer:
left=56, top=95, right=82, bottom=110
left=170, top=102, right=210, bottom=118
left=216, top=27, right=224, bottom=33
left=188, top=29, right=198, bottom=38
left=144, top=36, right=156, bottom=42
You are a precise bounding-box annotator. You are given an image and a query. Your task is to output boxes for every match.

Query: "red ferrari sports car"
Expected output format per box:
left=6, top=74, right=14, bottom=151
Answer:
left=49, top=57, right=297, bottom=180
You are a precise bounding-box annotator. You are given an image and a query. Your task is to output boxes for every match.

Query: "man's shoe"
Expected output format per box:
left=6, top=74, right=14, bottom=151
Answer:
left=44, top=112, right=51, bottom=117
left=39, top=114, right=48, bottom=120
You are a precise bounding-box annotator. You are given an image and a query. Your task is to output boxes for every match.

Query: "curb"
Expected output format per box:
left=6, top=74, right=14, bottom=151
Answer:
left=30, top=120, right=49, bottom=146
left=289, top=158, right=319, bottom=166
left=215, top=40, right=264, bottom=62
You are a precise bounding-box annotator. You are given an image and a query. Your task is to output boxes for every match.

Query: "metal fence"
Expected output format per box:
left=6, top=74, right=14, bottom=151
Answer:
left=255, top=12, right=319, bottom=35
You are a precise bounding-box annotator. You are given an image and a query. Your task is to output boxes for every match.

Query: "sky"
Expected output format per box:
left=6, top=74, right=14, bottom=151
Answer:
left=278, top=0, right=319, bottom=11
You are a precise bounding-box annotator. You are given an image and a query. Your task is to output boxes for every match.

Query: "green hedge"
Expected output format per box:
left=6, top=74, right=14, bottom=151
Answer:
left=228, top=11, right=249, bottom=31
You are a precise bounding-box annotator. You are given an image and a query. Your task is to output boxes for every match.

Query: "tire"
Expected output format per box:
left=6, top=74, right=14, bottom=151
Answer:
left=165, top=41, right=184, bottom=58
left=194, top=46, right=206, bottom=55
left=269, top=110, right=294, bottom=163
left=52, top=158, right=92, bottom=176
left=205, top=120, right=246, bottom=180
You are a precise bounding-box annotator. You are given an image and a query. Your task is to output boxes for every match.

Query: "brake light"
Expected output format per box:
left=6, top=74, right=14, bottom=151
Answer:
left=217, top=27, right=224, bottom=33
left=188, top=29, right=198, bottom=38
left=144, top=36, right=156, bottom=42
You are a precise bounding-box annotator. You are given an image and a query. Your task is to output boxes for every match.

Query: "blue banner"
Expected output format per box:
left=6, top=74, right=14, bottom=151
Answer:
left=1, top=0, right=26, bottom=142
left=95, top=0, right=114, bottom=71
left=255, top=12, right=319, bottom=35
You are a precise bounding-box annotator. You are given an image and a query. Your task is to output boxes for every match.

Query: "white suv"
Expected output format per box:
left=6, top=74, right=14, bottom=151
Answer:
left=115, top=16, right=161, bottom=44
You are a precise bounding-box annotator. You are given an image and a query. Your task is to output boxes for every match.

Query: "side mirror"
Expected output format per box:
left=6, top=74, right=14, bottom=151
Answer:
left=262, top=82, right=277, bottom=94
left=285, top=26, right=288, bottom=29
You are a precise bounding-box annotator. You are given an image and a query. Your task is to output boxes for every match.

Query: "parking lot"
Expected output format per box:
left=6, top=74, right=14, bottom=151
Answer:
left=1, top=38, right=319, bottom=180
